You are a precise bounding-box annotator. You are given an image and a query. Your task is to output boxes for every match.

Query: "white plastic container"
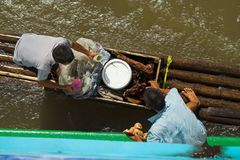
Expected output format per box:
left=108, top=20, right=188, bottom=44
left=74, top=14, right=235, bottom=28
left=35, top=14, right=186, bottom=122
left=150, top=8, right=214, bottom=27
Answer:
left=102, top=59, right=132, bottom=90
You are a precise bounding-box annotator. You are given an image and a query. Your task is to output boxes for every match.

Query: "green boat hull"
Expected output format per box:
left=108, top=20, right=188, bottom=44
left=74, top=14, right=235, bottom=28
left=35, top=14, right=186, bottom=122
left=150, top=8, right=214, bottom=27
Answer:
left=0, top=128, right=239, bottom=146
left=0, top=128, right=240, bottom=159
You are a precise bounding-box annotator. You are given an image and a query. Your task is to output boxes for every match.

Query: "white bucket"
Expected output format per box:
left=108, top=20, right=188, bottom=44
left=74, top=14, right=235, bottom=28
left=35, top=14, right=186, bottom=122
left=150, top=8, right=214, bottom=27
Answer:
left=102, top=59, right=132, bottom=90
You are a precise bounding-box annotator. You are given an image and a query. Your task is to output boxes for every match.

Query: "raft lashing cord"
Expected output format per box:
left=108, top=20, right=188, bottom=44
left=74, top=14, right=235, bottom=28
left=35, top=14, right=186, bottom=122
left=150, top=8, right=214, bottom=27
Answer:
left=162, top=55, right=172, bottom=88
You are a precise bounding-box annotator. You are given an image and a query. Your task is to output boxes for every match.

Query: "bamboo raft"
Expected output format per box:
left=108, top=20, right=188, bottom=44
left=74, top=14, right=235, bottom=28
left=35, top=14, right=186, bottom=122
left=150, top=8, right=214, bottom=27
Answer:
left=0, top=33, right=240, bottom=125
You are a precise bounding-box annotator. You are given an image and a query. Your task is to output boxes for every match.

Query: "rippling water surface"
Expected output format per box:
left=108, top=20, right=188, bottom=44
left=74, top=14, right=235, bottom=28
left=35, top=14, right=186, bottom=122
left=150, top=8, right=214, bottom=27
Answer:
left=0, top=0, right=240, bottom=135
left=1, top=0, right=240, bottom=64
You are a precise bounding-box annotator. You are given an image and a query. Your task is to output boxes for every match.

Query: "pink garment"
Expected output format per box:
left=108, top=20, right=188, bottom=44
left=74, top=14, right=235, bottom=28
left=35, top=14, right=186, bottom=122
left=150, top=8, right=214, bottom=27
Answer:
left=71, top=79, right=83, bottom=91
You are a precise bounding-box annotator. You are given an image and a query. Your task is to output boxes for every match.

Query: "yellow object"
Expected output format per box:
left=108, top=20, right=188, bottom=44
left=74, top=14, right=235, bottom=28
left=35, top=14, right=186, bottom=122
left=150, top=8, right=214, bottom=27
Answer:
left=162, top=55, right=172, bottom=88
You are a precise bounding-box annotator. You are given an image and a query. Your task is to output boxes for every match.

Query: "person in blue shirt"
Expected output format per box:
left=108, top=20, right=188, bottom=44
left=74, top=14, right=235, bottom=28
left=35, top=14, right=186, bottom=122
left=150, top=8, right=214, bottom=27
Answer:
left=124, top=80, right=206, bottom=145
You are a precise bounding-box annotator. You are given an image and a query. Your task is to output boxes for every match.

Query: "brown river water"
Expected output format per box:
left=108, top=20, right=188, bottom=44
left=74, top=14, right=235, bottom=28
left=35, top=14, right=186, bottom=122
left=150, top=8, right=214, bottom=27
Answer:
left=0, top=0, right=240, bottom=137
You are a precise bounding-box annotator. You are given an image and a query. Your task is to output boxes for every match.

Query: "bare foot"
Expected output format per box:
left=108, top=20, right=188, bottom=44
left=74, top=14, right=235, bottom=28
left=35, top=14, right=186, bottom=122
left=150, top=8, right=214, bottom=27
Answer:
left=181, top=88, right=200, bottom=106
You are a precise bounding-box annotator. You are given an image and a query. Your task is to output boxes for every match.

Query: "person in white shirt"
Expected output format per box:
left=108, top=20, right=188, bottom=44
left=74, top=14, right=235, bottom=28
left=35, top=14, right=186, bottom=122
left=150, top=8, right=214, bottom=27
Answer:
left=13, top=33, right=96, bottom=91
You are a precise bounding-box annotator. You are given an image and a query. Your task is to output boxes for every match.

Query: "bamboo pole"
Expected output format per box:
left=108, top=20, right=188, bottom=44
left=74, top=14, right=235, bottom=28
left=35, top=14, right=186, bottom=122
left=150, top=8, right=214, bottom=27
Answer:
left=0, top=69, right=59, bottom=90
left=0, top=33, right=20, bottom=43
left=0, top=44, right=15, bottom=53
left=199, top=96, right=240, bottom=110
left=0, top=65, right=36, bottom=77
left=168, top=69, right=240, bottom=89
left=0, top=70, right=37, bottom=81
left=105, top=47, right=161, bottom=61
left=168, top=80, right=240, bottom=102
left=0, top=54, right=13, bottom=62
left=0, top=75, right=37, bottom=84
left=207, top=107, right=240, bottom=119
left=199, top=108, right=240, bottom=125
left=162, top=57, right=240, bottom=78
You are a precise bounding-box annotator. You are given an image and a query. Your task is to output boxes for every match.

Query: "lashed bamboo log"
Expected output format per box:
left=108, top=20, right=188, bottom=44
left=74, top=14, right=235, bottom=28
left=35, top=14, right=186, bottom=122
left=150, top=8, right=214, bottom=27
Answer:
left=4, top=62, right=239, bottom=111
left=0, top=65, right=36, bottom=77
left=162, top=57, right=240, bottom=78
left=0, top=54, right=13, bottom=62
left=0, top=44, right=15, bottom=53
left=168, top=69, right=240, bottom=89
left=0, top=70, right=37, bottom=81
left=199, top=96, right=240, bottom=110
left=168, top=80, right=240, bottom=102
left=0, top=33, right=20, bottom=43
left=199, top=108, right=240, bottom=125
left=207, top=107, right=240, bottom=119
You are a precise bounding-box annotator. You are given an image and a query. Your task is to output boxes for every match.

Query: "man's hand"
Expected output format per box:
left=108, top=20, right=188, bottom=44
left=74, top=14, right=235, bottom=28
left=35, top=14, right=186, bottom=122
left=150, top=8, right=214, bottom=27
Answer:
left=88, top=51, right=97, bottom=59
left=123, top=123, right=147, bottom=142
left=147, top=80, right=170, bottom=94
left=72, top=41, right=97, bottom=59
left=181, top=88, right=200, bottom=105
left=148, top=80, right=160, bottom=88
left=181, top=88, right=200, bottom=111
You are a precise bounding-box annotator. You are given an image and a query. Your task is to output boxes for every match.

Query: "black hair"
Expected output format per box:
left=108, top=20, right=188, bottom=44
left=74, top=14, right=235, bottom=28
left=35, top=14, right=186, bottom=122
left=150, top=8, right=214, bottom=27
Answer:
left=143, top=88, right=166, bottom=112
left=52, top=44, right=74, bottom=64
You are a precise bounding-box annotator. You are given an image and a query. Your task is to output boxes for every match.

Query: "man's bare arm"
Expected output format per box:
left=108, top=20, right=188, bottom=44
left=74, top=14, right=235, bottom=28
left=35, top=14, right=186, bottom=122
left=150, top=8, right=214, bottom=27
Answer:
left=148, top=80, right=170, bottom=94
left=71, top=42, right=96, bottom=58
left=38, top=80, right=71, bottom=91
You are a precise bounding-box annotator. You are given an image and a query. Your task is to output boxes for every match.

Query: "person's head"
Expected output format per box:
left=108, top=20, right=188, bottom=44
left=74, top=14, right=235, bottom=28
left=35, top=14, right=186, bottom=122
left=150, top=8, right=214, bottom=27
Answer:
left=143, top=87, right=165, bottom=112
left=52, top=44, right=74, bottom=65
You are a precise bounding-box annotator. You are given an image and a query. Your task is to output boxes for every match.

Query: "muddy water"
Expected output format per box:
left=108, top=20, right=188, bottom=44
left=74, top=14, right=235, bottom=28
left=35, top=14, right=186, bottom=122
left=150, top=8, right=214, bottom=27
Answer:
left=0, top=0, right=240, bottom=135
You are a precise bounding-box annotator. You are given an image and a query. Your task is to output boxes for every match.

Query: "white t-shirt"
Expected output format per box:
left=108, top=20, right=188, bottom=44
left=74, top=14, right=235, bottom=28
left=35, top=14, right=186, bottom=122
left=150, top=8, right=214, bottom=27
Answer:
left=13, top=33, right=71, bottom=80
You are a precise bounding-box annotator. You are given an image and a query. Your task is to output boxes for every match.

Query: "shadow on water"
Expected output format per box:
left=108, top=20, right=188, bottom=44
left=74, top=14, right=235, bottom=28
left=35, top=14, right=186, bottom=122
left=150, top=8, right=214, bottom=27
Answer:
left=0, top=76, right=153, bottom=131
left=40, top=90, right=153, bottom=132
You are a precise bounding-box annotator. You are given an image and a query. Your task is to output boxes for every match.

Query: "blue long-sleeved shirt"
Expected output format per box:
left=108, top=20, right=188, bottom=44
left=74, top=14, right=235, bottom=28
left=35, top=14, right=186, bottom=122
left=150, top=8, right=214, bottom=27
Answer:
left=147, top=88, right=206, bottom=145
